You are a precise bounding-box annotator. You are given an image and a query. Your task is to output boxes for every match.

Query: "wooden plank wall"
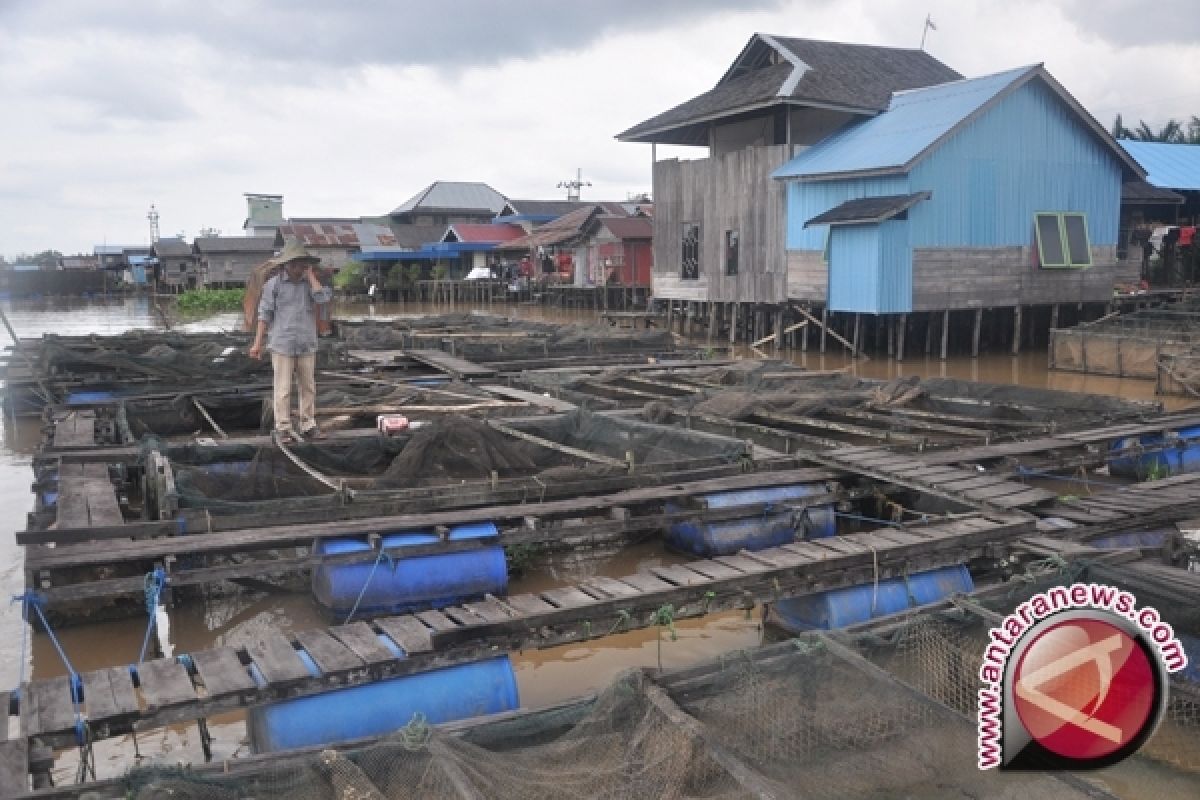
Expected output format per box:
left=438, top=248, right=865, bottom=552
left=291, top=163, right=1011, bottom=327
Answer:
left=910, top=245, right=1132, bottom=311
left=786, top=250, right=826, bottom=303
left=652, top=145, right=789, bottom=304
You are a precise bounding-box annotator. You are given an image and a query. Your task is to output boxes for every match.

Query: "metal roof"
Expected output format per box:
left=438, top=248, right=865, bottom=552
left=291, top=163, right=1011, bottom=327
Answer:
left=152, top=238, right=193, bottom=257
left=1120, top=141, right=1200, bottom=191
left=773, top=65, right=1143, bottom=183
left=443, top=223, right=526, bottom=244
left=278, top=222, right=398, bottom=248
left=1121, top=180, right=1185, bottom=204
left=618, top=34, right=961, bottom=144
left=194, top=236, right=276, bottom=254
left=595, top=217, right=653, bottom=240
left=390, top=182, right=507, bottom=216
left=805, top=192, right=931, bottom=227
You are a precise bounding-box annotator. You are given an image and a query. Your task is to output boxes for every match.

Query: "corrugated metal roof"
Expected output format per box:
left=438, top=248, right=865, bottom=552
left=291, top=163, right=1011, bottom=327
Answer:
left=390, top=182, right=507, bottom=215
left=444, top=223, right=526, bottom=244
left=1121, top=179, right=1185, bottom=204
left=618, top=34, right=961, bottom=143
left=597, top=217, right=653, bottom=240
left=152, top=238, right=192, bottom=257
left=194, top=236, right=276, bottom=254
left=1120, top=141, right=1200, bottom=191
left=773, top=66, right=1036, bottom=180
left=805, top=192, right=931, bottom=226
left=277, top=222, right=397, bottom=248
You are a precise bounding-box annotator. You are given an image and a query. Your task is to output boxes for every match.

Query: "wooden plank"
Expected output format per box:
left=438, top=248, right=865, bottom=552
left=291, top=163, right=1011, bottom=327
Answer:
left=443, top=607, right=488, bottom=627
left=683, top=560, right=744, bottom=581
left=0, top=739, right=28, bottom=799
left=327, top=622, right=396, bottom=665
left=83, top=479, right=123, bottom=526
left=415, top=609, right=458, bottom=632
left=649, top=565, right=713, bottom=587
left=541, top=587, right=600, bottom=609
left=989, top=488, right=1060, bottom=509
left=961, top=482, right=1043, bottom=501
left=80, top=669, right=119, bottom=722
left=503, top=593, right=557, bottom=615
left=480, top=385, right=577, bottom=412
left=53, top=413, right=95, bottom=448
left=0, top=691, right=8, bottom=742
left=618, top=572, right=677, bottom=593
left=461, top=598, right=514, bottom=624
left=190, top=648, right=256, bottom=697
left=136, top=659, right=196, bottom=711
left=405, top=349, right=495, bottom=379
left=581, top=576, right=641, bottom=598
left=709, top=554, right=772, bottom=574
left=246, top=632, right=312, bottom=685
left=933, top=474, right=1018, bottom=491
left=294, top=630, right=364, bottom=674
left=31, top=677, right=75, bottom=736
left=375, top=616, right=433, bottom=655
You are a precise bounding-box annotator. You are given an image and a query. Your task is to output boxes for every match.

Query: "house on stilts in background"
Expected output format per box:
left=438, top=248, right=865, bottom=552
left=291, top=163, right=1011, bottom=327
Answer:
left=618, top=35, right=1146, bottom=357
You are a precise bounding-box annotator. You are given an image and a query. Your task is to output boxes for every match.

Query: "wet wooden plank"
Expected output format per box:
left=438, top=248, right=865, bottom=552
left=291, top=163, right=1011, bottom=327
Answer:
left=711, top=554, right=772, bottom=574
left=137, top=658, right=196, bottom=711
left=461, top=598, right=513, bottom=623
left=191, top=648, right=256, bottom=697
left=31, top=677, right=75, bottom=736
left=649, top=565, right=713, bottom=587
left=503, top=593, right=557, bottom=615
left=443, top=607, right=488, bottom=626
left=415, top=609, right=459, bottom=632
left=375, top=616, right=433, bottom=655
left=684, top=560, right=744, bottom=581
left=541, top=587, right=600, bottom=609
left=247, top=632, right=311, bottom=685
left=619, top=572, right=677, bottom=594
left=0, top=739, right=28, bottom=798
left=295, top=629, right=363, bottom=674
left=580, top=576, right=641, bottom=598
left=328, top=622, right=396, bottom=665
left=81, top=669, right=119, bottom=722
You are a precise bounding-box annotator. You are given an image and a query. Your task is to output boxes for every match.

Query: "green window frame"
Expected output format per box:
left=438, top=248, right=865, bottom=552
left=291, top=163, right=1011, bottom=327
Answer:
left=1035, top=212, right=1092, bottom=269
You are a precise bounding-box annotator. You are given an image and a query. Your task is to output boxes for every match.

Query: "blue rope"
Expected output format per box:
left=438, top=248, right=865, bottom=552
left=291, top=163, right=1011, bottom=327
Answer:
left=137, top=568, right=167, bottom=664
left=344, top=545, right=393, bottom=624
left=16, top=592, right=88, bottom=744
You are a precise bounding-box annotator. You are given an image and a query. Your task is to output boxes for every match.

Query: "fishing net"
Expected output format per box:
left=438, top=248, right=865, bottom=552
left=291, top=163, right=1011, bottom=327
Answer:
left=118, top=642, right=1106, bottom=800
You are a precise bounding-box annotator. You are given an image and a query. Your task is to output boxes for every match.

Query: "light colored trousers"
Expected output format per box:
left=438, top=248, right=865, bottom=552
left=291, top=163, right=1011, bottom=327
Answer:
left=271, top=352, right=316, bottom=433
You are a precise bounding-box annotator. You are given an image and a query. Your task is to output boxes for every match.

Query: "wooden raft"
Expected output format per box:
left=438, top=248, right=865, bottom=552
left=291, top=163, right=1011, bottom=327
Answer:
left=11, top=513, right=1031, bottom=749
left=54, top=463, right=123, bottom=528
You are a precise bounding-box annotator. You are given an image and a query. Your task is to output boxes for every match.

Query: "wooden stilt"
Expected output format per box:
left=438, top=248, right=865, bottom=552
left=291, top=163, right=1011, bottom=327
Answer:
left=707, top=303, right=717, bottom=343
left=774, top=310, right=784, bottom=349
left=940, top=310, right=950, bottom=360
left=1050, top=303, right=1059, bottom=331
left=820, top=307, right=828, bottom=353
left=896, top=314, right=907, bottom=361
left=1011, top=305, right=1023, bottom=355
left=924, top=312, right=933, bottom=355
left=972, top=308, right=983, bottom=358
left=852, top=314, right=862, bottom=359
left=728, top=303, right=738, bottom=344
left=886, top=316, right=894, bottom=358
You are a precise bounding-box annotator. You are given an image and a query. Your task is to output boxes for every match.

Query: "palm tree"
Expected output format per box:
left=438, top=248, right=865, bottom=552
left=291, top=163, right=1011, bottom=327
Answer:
left=1111, top=114, right=1199, bottom=143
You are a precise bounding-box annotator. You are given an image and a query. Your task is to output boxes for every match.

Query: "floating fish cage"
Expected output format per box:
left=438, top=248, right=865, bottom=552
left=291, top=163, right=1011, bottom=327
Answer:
left=665, top=483, right=836, bottom=557
left=1109, top=424, right=1200, bottom=479
left=1051, top=309, right=1200, bottom=379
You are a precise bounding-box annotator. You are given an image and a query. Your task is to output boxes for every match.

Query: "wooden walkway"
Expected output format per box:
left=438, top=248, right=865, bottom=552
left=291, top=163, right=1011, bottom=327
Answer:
left=9, top=512, right=1032, bottom=750
left=405, top=349, right=496, bottom=379
left=812, top=446, right=1058, bottom=510
left=1036, top=472, right=1200, bottom=533
left=53, top=463, right=122, bottom=528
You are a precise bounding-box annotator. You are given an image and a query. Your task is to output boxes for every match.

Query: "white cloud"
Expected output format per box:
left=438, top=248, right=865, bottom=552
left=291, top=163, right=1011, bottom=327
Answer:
left=1, top=0, right=1197, bottom=258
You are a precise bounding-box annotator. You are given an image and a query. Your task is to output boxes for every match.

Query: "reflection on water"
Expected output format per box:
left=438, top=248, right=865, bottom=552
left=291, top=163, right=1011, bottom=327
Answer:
left=1, top=297, right=1196, bottom=793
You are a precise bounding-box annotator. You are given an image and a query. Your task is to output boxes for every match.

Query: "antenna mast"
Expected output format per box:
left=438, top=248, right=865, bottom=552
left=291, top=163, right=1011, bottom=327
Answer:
left=147, top=204, right=161, bottom=243
left=557, top=168, right=592, bottom=202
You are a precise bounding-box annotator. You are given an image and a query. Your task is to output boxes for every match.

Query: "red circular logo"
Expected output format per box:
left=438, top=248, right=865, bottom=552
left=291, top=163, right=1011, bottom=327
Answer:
left=1012, top=617, right=1156, bottom=761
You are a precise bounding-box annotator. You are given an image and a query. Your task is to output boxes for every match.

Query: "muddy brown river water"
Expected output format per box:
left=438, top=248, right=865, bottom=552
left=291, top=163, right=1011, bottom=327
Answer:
left=0, top=296, right=1194, bottom=793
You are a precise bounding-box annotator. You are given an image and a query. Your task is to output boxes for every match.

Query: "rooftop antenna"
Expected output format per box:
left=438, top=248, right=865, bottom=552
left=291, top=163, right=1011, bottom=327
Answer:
left=147, top=204, right=161, bottom=243
left=557, top=168, right=592, bottom=202
left=920, top=13, right=937, bottom=50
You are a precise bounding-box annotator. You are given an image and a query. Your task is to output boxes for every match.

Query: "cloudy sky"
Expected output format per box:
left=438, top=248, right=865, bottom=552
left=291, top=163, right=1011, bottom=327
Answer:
left=1, top=0, right=1197, bottom=259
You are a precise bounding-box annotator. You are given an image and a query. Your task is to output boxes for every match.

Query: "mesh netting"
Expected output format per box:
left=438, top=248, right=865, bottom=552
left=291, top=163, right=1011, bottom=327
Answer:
left=119, top=645, right=1108, bottom=800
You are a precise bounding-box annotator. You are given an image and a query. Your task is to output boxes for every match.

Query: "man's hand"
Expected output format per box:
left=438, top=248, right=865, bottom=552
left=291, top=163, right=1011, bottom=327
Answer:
left=249, top=342, right=264, bottom=360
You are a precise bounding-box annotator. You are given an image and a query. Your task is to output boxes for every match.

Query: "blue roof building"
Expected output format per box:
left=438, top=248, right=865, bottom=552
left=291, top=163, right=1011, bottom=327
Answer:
left=773, top=64, right=1144, bottom=314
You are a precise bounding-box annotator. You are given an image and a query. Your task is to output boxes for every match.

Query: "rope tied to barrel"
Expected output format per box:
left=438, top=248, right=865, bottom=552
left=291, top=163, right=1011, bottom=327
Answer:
left=13, top=591, right=92, bottom=750
left=137, top=567, right=168, bottom=665
left=344, top=543, right=395, bottom=625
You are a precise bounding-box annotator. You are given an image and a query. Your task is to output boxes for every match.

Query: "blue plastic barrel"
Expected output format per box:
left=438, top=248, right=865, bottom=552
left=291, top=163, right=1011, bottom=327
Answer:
left=65, top=390, right=116, bottom=405
left=771, top=564, right=974, bottom=632
left=312, top=522, right=507, bottom=616
left=665, top=483, right=835, bottom=557
left=1086, top=529, right=1172, bottom=550
left=1110, top=425, right=1200, bottom=479
left=247, top=655, right=519, bottom=752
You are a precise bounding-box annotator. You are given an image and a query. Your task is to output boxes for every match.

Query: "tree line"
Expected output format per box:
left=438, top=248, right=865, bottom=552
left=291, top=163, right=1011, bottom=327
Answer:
left=1111, top=114, right=1200, bottom=143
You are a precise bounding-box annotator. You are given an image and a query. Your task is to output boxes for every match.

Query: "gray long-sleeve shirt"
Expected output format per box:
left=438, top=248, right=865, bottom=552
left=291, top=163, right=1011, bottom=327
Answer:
left=258, top=274, right=333, bottom=356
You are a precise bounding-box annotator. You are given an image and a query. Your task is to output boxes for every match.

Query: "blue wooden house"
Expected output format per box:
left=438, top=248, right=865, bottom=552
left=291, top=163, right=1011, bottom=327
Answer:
left=773, top=64, right=1144, bottom=325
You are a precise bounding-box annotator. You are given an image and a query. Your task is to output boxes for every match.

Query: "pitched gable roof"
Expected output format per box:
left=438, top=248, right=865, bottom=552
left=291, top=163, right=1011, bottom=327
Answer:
left=152, top=238, right=192, bottom=257
left=278, top=222, right=398, bottom=248
left=443, top=223, right=526, bottom=244
left=1120, top=141, right=1200, bottom=191
left=618, top=34, right=961, bottom=144
left=390, top=181, right=507, bottom=215
left=773, top=65, right=1145, bottom=182
left=495, top=205, right=606, bottom=251
left=595, top=216, right=653, bottom=240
